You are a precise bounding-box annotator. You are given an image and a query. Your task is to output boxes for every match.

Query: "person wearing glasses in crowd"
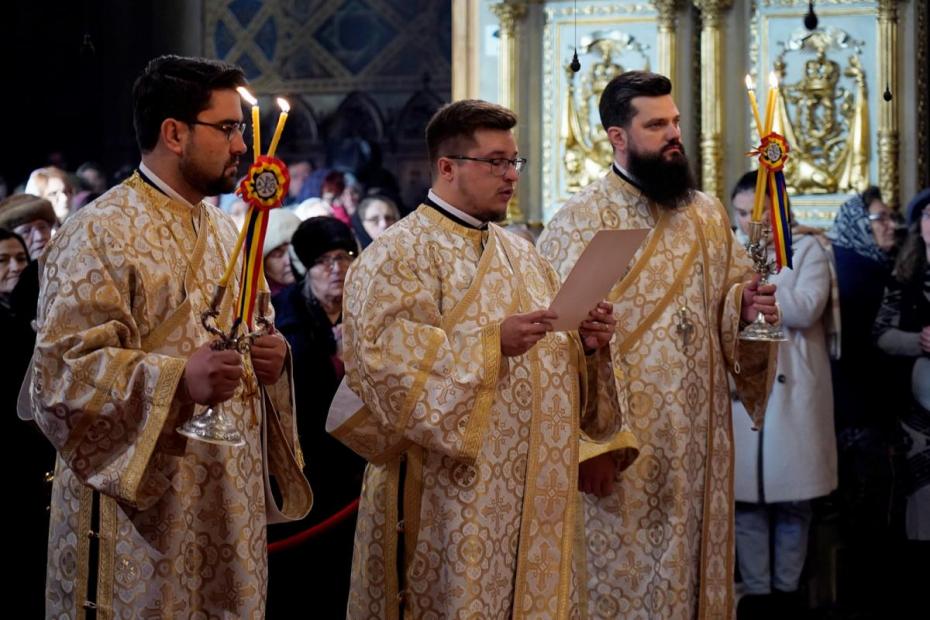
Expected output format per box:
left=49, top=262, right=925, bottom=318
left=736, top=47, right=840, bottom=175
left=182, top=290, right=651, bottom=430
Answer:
left=351, top=193, right=401, bottom=248
left=22, top=55, right=310, bottom=618
left=267, top=215, right=366, bottom=616
left=826, top=185, right=902, bottom=615
left=538, top=71, right=778, bottom=619
left=871, top=190, right=930, bottom=614
left=327, top=99, right=616, bottom=617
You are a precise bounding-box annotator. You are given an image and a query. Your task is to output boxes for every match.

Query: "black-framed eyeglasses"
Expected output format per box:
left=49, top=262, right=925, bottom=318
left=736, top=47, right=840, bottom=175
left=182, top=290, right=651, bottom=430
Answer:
left=445, top=155, right=527, bottom=176
left=188, top=120, right=248, bottom=141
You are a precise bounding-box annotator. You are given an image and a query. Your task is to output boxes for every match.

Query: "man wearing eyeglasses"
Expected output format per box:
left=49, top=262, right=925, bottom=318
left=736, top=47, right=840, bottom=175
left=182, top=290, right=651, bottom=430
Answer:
left=539, top=71, right=778, bottom=619
left=25, top=55, right=310, bottom=618
left=328, top=99, right=615, bottom=617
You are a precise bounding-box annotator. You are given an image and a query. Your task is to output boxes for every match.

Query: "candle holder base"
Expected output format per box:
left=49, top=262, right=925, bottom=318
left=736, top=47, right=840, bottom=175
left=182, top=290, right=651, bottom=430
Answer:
left=178, top=405, right=245, bottom=447
left=739, top=311, right=787, bottom=342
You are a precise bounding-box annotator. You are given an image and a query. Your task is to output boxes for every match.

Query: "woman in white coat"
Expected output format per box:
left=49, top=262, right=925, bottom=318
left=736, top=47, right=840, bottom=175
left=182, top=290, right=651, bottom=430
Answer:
left=729, top=171, right=838, bottom=618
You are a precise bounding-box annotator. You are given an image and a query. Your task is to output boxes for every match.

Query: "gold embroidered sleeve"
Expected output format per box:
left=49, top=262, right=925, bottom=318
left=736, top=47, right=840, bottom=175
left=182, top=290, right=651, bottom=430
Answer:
left=343, top=249, right=502, bottom=462
left=31, top=218, right=188, bottom=509
left=719, top=226, right=777, bottom=430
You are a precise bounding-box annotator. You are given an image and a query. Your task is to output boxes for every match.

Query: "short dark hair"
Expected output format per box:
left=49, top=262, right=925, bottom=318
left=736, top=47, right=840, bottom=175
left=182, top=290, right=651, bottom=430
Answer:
left=426, top=100, right=517, bottom=168
left=860, top=185, right=883, bottom=209
left=0, top=227, right=29, bottom=260
left=730, top=169, right=794, bottom=223
left=599, top=71, right=673, bottom=130
left=132, top=55, right=247, bottom=153
left=731, top=170, right=759, bottom=203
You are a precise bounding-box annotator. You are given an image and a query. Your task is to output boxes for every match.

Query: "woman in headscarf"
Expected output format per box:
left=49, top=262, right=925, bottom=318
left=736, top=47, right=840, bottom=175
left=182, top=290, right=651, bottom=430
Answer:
left=266, top=216, right=366, bottom=617
left=873, top=189, right=930, bottom=543
left=826, top=186, right=900, bottom=615
left=349, top=194, right=400, bottom=249
left=261, top=208, right=300, bottom=296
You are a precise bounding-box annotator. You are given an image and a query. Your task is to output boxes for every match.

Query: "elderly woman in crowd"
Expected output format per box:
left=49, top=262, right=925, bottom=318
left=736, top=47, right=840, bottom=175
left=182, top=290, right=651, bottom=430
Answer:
left=2, top=227, right=54, bottom=618
left=873, top=189, right=930, bottom=543
left=826, top=186, right=900, bottom=615
left=262, top=208, right=301, bottom=296
left=0, top=194, right=56, bottom=259
left=24, top=166, right=74, bottom=221
left=729, top=172, right=838, bottom=618
left=350, top=194, right=400, bottom=249
left=267, top=216, right=367, bottom=618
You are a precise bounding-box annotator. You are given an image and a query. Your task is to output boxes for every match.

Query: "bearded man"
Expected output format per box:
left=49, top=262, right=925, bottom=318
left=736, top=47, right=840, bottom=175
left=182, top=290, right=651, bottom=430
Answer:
left=538, top=71, right=779, bottom=619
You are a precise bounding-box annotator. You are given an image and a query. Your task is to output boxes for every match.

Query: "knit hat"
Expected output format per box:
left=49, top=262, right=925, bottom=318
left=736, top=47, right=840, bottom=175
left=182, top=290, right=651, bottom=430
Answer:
left=0, top=194, right=57, bottom=230
left=291, top=216, right=358, bottom=270
left=262, top=208, right=301, bottom=258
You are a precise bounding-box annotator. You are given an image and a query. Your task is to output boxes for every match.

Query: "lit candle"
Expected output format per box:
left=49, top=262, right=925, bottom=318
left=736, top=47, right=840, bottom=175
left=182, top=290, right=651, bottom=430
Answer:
left=751, top=164, right=768, bottom=222
left=266, top=97, right=290, bottom=159
left=237, top=87, right=260, bottom=162
left=745, top=74, right=763, bottom=137
left=220, top=212, right=251, bottom=286
left=763, top=71, right=779, bottom=135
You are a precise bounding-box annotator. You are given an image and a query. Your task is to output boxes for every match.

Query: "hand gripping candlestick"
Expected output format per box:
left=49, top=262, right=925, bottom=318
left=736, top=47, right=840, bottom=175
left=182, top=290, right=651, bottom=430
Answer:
left=741, top=73, right=793, bottom=342
left=178, top=91, right=292, bottom=446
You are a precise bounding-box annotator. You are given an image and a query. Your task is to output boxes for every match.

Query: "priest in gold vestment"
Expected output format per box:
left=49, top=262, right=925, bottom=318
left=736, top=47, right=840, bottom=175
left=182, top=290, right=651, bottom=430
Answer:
left=328, top=100, right=616, bottom=619
left=538, top=72, right=778, bottom=619
left=23, top=57, right=311, bottom=618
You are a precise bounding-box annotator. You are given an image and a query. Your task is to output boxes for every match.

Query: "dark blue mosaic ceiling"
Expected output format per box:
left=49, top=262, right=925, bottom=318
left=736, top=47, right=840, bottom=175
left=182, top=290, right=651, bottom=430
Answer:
left=314, top=0, right=397, bottom=74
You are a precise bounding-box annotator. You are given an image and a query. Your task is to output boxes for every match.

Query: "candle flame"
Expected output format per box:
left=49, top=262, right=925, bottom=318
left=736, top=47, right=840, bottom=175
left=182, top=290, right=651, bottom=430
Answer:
left=745, top=74, right=754, bottom=91
left=236, top=86, right=258, bottom=106
left=769, top=71, right=779, bottom=89
left=276, top=97, right=290, bottom=113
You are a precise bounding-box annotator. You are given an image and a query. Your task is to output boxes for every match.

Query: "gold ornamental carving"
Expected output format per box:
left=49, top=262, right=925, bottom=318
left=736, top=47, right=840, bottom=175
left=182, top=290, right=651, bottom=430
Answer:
left=772, top=27, right=871, bottom=195
left=877, top=0, right=899, bottom=209
left=560, top=32, right=651, bottom=193
left=653, top=0, right=679, bottom=81
left=693, top=0, right=733, bottom=200
left=491, top=1, right=527, bottom=223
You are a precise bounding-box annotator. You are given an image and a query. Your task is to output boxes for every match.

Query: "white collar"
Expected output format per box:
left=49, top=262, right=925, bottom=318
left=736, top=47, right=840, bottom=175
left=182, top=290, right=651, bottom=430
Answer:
left=139, top=161, right=198, bottom=210
left=613, top=161, right=639, bottom=184
left=428, top=189, right=487, bottom=229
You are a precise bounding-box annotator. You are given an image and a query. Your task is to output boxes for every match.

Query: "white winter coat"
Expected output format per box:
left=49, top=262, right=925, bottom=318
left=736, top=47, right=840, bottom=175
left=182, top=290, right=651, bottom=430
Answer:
left=733, top=234, right=839, bottom=503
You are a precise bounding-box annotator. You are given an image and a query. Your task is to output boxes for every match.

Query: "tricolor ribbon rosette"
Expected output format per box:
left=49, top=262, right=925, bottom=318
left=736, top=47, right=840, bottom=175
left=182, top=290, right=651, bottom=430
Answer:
left=229, top=156, right=290, bottom=330
left=749, top=132, right=793, bottom=270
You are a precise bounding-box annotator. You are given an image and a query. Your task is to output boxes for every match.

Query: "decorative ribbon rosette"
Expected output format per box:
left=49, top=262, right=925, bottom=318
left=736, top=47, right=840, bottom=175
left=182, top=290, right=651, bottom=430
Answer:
left=225, top=156, right=290, bottom=331
left=749, top=132, right=793, bottom=270
left=239, top=155, right=290, bottom=211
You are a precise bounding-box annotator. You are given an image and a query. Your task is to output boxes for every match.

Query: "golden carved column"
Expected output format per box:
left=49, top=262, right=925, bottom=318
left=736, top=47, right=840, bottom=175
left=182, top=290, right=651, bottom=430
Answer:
left=491, top=0, right=527, bottom=223
left=452, top=0, right=480, bottom=100
left=692, top=0, right=731, bottom=201
left=877, top=0, right=900, bottom=210
left=654, top=0, right=679, bottom=83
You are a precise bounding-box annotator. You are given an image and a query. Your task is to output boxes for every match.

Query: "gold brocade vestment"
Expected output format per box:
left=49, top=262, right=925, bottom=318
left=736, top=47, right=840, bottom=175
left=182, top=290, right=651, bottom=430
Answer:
left=331, top=205, right=599, bottom=619
left=538, top=173, right=776, bottom=620
left=30, top=174, right=312, bottom=619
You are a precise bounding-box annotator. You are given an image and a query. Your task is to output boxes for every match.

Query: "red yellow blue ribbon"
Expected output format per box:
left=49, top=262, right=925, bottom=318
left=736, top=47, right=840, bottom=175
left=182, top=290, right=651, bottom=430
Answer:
left=229, top=156, right=290, bottom=330
left=749, top=132, right=793, bottom=271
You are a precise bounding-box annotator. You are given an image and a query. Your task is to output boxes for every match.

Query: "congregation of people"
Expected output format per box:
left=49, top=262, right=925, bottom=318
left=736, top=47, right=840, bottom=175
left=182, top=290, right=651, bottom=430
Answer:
left=1, top=56, right=927, bottom=619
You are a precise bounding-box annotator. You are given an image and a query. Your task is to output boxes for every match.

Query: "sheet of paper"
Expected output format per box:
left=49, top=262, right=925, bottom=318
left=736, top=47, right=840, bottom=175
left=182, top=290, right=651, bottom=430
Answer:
left=548, top=228, right=650, bottom=331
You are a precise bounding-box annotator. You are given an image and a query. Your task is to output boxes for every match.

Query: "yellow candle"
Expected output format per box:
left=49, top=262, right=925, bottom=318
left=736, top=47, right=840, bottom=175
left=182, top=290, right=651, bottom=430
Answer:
left=751, top=166, right=769, bottom=222
left=745, top=75, right=763, bottom=137
left=236, top=87, right=261, bottom=162
left=763, top=71, right=779, bottom=135
left=251, top=105, right=261, bottom=161
left=220, top=210, right=251, bottom=286
left=266, top=97, right=291, bottom=159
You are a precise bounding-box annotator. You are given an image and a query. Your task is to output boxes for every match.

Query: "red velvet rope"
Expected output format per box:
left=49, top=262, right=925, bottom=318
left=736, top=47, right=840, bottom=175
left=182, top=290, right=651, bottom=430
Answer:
left=267, top=498, right=360, bottom=554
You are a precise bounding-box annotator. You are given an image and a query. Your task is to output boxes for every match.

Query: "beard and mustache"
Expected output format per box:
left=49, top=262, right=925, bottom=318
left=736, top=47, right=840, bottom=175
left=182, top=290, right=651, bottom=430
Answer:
left=179, top=151, right=240, bottom=197
left=626, top=139, right=697, bottom=211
